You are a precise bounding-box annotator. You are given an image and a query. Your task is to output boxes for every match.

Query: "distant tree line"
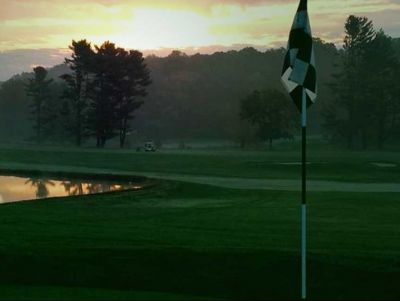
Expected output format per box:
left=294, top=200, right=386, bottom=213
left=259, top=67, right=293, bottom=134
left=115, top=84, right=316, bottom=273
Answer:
left=137, top=43, right=339, bottom=145
left=25, top=40, right=151, bottom=148
left=0, top=15, right=400, bottom=150
left=0, top=39, right=340, bottom=147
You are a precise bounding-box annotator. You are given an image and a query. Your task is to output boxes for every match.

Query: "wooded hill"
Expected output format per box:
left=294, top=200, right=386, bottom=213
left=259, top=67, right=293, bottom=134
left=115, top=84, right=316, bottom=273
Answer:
left=0, top=38, right=340, bottom=145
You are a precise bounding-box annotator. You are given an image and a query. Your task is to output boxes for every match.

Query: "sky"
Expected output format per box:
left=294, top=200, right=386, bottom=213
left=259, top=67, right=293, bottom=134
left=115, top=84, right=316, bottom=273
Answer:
left=1, top=0, right=400, bottom=80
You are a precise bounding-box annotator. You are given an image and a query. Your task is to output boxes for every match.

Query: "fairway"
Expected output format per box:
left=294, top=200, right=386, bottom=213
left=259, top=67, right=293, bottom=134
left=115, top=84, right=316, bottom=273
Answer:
left=0, top=146, right=399, bottom=300
left=0, top=142, right=399, bottom=183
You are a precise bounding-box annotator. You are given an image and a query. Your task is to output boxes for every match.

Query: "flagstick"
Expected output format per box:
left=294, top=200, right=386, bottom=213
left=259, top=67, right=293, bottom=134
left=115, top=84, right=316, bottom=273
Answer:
left=301, top=88, right=307, bottom=300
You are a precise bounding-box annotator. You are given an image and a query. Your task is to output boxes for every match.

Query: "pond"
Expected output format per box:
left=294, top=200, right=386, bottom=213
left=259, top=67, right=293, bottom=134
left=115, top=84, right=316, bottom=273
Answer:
left=0, top=175, right=143, bottom=204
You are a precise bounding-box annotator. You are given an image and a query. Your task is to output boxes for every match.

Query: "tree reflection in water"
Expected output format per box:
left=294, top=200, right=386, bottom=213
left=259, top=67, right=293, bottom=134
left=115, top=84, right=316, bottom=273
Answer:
left=62, top=180, right=84, bottom=196
left=62, top=181, right=136, bottom=195
left=0, top=175, right=145, bottom=204
left=23, top=177, right=141, bottom=200
left=25, top=178, right=55, bottom=198
left=87, top=183, right=113, bottom=194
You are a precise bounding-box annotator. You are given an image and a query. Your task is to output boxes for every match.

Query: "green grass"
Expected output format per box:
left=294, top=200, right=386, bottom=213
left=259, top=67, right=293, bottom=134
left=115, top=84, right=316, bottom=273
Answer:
left=0, top=285, right=205, bottom=300
left=0, top=145, right=399, bottom=299
left=0, top=144, right=399, bottom=182
left=1, top=181, right=399, bottom=300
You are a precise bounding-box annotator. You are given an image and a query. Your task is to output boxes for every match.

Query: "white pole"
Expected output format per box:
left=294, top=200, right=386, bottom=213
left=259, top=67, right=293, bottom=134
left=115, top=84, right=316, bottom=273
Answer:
left=301, top=204, right=307, bottom=299
left=301, top=89, right=307, bottom=300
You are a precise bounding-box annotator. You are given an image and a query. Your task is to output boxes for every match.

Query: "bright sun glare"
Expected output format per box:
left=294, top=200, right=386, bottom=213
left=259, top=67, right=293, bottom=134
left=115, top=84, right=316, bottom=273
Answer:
left=120, top=8, right=211, bottom=50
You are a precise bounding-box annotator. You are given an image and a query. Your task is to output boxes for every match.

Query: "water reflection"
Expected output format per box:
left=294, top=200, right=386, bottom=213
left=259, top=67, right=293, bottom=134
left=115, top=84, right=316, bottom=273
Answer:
left=0, top=175, right=143, bottom=204
left=25, top=178, right=55, bottom=198
left=62, top=180, right=84, bottom=196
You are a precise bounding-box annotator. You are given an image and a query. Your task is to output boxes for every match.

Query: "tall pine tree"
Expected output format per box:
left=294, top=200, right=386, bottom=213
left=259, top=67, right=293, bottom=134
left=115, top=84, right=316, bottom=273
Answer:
left=25, top=66, right=53, bottom=143
left=61, top=40, right=94, bottom=146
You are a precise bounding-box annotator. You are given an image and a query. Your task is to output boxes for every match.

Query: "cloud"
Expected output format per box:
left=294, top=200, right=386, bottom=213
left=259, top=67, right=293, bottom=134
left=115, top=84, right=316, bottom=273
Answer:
left=0, top=48, right=69, bottom=81
left=1, top=0, right=399, bottom=51
left=0, top=0, right=400, bottom=80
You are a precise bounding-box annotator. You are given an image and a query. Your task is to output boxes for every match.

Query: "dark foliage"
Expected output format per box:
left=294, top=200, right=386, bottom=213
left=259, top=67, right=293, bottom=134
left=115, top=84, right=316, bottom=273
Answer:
left=25, top=66, right=54, bottom=143
left=240, top=89, right=296, bottom=148
left=2, top=23, right=399, bottom=149
left=61, top=39, right=94, bottom=146
left=324, top=16, right=400, bottom=149
left=61, top=40, right=151, bottom=148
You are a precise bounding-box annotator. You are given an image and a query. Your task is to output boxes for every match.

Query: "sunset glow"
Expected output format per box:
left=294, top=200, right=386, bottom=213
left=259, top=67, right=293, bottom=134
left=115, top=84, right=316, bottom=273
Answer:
left=1, top=0, right=400, bottom=80
left=2, top=0, right=400, bottom=51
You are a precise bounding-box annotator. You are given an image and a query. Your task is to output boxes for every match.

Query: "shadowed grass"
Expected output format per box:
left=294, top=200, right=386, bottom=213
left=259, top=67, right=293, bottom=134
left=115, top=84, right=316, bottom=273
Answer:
left=0, top=181, right=399, bottom=299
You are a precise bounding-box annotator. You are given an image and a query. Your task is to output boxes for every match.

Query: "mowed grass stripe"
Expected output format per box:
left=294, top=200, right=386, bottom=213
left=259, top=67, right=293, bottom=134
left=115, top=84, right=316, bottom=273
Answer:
left=0, top=146, right=399, bottom=182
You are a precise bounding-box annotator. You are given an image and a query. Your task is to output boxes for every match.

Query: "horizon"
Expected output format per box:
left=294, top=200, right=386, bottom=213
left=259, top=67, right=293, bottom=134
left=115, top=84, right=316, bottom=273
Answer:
left=0, top=44, right=281, bottom=81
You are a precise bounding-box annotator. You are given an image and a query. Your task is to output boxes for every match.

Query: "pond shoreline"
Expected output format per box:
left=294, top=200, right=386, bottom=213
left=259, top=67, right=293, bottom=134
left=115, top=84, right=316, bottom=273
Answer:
left=0, top=168, right=155, bottom=204
left=1, top=163, right=400, bottom=192
left=0, top=167, right=148, bottom=183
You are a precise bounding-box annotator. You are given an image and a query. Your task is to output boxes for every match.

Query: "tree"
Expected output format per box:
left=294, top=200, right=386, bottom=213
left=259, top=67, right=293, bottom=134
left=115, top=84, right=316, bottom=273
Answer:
left=325, top=16, right=375, bottom=149
left=41, top=81, right=66, bottom=141
left=325, top=16, right=400, bottom=149
left=115, top=50, right=151, bottom=148
left=0, top=76, right=32, bottom=141
left=61, top=40, right=151, bottom=148
left=240, top=89, right=295, bottom=149
left=364, top=30, right=400, bottom=149
left=61, top=40, right=94, bottom=146
left=25, top=66, right=53, bottom=143
left=85, top=42, right=151, bottom=148
left=87, top=41, right=121, bottom=147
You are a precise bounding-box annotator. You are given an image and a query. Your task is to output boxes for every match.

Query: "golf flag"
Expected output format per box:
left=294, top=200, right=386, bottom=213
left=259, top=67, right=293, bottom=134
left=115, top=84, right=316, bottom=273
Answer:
left=281, top=1, right=317, bottom=299
left=281, top=0, right=317, bottom=111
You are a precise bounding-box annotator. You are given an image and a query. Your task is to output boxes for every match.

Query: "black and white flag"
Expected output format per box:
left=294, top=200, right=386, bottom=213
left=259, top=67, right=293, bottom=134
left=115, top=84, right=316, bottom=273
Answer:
left=281, top=0, right=317, bottom=111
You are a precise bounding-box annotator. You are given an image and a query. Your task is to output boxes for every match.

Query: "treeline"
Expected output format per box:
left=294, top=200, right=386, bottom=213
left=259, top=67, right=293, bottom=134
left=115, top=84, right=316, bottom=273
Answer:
left=0, top=15, right=399, bottom=149
left=0, top=38, right=337, bottom=147
left=139, top=40, right=337, bottom=142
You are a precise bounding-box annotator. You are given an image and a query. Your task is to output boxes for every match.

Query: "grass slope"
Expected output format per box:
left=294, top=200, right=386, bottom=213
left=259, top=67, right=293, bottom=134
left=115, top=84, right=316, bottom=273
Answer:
left=1, top=181, right=399, bottom=300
